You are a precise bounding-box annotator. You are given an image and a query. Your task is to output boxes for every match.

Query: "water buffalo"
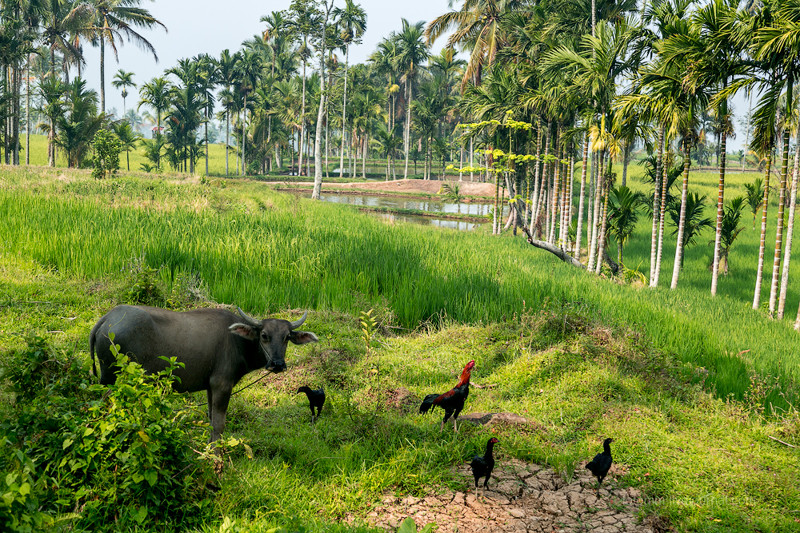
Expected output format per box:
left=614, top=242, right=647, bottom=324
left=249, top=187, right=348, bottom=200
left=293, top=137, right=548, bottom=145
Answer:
left=90, top=305, right=318, bottom=441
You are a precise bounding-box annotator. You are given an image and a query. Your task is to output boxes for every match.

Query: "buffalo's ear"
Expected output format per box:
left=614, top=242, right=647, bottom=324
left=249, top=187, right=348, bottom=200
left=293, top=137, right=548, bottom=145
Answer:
left=229, top=323, right=259, bottom=340
left=289, top=330, right=319, bottom=345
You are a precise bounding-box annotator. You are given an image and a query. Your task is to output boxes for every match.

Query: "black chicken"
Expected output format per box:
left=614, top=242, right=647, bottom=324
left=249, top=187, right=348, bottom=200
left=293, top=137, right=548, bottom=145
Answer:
left=586, top=437, right=614, bottom=489
left=419, top=360, right=475, bottom=432
left=297, top=386, right=325, bottom=423
left=469, top=437, right=499, bottom=499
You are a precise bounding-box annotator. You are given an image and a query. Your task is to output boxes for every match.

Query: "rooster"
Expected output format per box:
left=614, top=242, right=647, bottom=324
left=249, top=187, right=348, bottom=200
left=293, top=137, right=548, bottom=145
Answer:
left=586, top=437, right=614, bottom=490
left=470, top=437, right=499, bottom=499
left=419, top=360, right=475, bottom=432
left=297, top=386, right=325, bottom=423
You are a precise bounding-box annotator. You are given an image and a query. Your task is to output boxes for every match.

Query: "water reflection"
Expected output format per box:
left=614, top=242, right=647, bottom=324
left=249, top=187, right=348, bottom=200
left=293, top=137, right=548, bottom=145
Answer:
left=285, top=190, right=508, bottom=231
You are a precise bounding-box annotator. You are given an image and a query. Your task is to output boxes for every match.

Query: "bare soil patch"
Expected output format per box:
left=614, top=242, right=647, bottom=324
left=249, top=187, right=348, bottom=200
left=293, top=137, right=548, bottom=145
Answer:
left=360, top=459, right=655, bottom=533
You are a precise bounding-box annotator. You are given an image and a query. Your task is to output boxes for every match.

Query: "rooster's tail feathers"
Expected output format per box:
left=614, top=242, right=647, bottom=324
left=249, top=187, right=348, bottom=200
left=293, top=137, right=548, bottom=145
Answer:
left=419, top=393, right=440, bottom=414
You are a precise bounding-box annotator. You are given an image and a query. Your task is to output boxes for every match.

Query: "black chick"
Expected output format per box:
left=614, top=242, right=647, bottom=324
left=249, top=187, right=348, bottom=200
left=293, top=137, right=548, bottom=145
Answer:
left=297, top=386, right=325, bottom=423
left=469, top=437, right=499, bottom=499
left=586, top=437, right=614, bottom=489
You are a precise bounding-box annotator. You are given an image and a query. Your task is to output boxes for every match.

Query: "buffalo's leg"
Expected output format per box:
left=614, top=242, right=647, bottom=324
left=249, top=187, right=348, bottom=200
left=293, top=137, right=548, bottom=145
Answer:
left=209, top=380, right=233, bottom=443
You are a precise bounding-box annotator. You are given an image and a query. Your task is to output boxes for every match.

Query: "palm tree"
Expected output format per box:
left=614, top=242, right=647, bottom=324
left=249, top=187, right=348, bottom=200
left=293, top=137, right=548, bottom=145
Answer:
left=216, top=49, right=239, bottom=176
left=234, top=49, right=262, bottom=176
left=744, top=178, right=764, bottom=229
left=334, top=0, right=367, bottom=178
left=195, top=54, right=217, bottom=176
left=288, top=0, right=320, bottom=178
left=138, top=76, right=170, bottom=169
left=395, top=19, right=429, bottom=179
left=38, top=75, right=65, bottom=166
left=111, top=119, right=141, bottom=170
left=312, top=0, right=336, bottom=199
left=372, top=123, right=403, bottom=180
left=54, top=77, right=105, bottom=167
left=714, top=196, right=745, bottom=276
left=86, top=0, right=165, bottom=113
left=607, top=185, right=645, bottom=265
left=111, top=69, right=135, bottom=113
left=425, top=0, right=524, bottom=88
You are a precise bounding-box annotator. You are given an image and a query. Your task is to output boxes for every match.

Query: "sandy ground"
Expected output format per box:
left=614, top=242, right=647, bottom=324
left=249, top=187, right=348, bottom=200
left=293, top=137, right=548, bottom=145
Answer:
left=330, top=178, right=496, bottom=198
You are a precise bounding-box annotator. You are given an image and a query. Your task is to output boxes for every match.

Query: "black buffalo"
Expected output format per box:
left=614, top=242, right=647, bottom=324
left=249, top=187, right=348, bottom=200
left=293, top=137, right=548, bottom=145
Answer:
left=90, top=305, right=318, bottom=441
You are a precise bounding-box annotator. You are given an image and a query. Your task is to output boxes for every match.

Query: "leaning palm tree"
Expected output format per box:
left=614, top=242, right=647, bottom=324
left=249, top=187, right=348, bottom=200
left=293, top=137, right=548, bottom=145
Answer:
left=87, top=0, right=165, bottom=113
left=111, top=69, right=135, bottom=113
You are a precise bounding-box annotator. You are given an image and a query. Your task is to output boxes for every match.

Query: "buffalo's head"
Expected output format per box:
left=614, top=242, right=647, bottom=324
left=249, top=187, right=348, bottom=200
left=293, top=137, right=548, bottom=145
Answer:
left=229, top=308, right=318, bottom=372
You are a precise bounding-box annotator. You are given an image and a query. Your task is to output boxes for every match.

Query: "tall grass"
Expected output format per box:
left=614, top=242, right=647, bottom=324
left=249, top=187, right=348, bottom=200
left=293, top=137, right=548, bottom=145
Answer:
left=0, top=167, right=798, bottom=408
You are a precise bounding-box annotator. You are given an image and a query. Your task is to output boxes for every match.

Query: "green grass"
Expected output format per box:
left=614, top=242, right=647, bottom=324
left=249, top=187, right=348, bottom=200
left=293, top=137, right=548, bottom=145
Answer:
left=0, top=166, right=798, bottom=411
left=0, top=253, right=798, bottom=532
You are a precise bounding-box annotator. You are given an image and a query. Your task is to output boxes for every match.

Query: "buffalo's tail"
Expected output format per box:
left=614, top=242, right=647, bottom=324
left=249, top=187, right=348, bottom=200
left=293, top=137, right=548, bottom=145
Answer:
left=419, top=393, right=440, bottom=414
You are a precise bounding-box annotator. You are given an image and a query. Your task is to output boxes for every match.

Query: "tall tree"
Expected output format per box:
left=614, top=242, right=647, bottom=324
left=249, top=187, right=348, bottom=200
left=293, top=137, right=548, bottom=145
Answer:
left=334, top=0, right=366, bottom=178
left=395, top=18, right=429, bottom=179
left=87, top=0, right=165, bottom=113
left=111, top=68, right=134, bottom=113
left=312, top=0, right=335, bottom=199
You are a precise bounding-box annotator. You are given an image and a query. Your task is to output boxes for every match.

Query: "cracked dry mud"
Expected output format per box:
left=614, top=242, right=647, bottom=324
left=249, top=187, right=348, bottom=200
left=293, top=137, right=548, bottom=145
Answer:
left=362, top=459, right=653, bottom=532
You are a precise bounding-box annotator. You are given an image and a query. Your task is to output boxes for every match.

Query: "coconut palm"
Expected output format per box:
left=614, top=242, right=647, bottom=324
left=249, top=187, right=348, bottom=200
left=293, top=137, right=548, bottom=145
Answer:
left=425, top=0, right=524, bottom=87
left=111, top=69, right=135, bottom=113
left=394, top=19, right=429, bottom=180
left=86, top=0, right=165, bottom=113
left=234, top=48, right=263, bottom=176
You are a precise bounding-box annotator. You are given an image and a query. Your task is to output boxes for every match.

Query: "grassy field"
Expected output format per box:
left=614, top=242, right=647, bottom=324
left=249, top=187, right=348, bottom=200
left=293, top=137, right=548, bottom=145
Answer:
left=1, top=165, right=799, bottom=531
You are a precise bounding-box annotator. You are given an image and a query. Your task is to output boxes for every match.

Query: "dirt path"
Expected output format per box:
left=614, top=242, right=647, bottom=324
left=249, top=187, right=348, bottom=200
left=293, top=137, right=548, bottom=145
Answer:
left=361, top=459, right=655, bottom=533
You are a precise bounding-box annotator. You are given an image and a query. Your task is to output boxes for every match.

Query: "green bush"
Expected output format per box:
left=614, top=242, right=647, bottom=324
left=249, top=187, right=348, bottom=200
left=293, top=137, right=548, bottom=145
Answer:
left=91, top=129, right=121, bottom=180
left=0, top=336, right=215, bottom=531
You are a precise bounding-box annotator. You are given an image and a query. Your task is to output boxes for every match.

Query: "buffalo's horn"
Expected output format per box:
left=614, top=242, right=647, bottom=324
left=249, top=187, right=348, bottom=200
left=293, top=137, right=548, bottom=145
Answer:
left=290, top=311, right=308, bottom=329
left=236, top=306, right=261, bottom=326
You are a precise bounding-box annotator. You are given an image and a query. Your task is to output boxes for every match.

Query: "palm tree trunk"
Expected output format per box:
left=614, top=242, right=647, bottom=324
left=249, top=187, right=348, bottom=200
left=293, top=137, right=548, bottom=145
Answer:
left=769, top=125, right=792, bottom=316
left=753, top=155, right=774, bottom=309
left=205, top=107, right=209, bottom=176
left=575, top=135, right=589, bottom=261
left=778, top=142, right=800, bottom=319
left=25, top=56, right=30, bottom=166
left=711, top=112, right=728, bottom=296
left=404, top=79, right=412, bottom=179
left=670, top=139, right=692, bottom=290
left=654, top=132, right=669, bottom=287
left=621, top=141, right=629, bottom=187
left=312, top=30, right=327, bottom=200
left=100, top=37, right=106, bottom=113
left=549, top=142, right=561, bottom=245
left=225, top=111, right=230, bottom=176
left=649, top=125, right=665, bottom=287
left=595, top=156, right=610, bottom=275
left=566, top=156, right=575, bottom=251
left=530, top=120, right=543, bottom=236
left=241, top=95, right=247, bottom=176
left=588, top=150, right=604, bottom=272
left=339, top=43, right=349, bottom=177
left=299, top=56, right=307, bottom=175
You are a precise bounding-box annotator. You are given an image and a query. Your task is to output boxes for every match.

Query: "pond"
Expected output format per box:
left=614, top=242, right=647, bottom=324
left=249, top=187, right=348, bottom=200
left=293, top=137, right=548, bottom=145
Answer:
left=284, top=190, right=508, bottom=231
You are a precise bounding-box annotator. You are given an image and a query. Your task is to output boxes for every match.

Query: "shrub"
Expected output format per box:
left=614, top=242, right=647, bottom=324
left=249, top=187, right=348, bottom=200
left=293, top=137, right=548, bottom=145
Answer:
left=91, top=129, right=122, bottom=180
left=0, top=336, right=215, bottom=531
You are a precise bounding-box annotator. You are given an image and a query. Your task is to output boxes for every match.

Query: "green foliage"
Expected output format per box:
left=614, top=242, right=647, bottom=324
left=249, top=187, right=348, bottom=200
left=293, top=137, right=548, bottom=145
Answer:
left=715, top=196, right=746, bottom=275
left=91, top=129, right=122, bottom=180
left=397, top=517, right=434, bottom=533
left=0, top=443, right=54, bottom=532
left=359, top=308, right=377, bottom=353
left=122, top=256, right=172, bottom=307
left=0, top=335, right=214, bottom=531
left=744, top=178, right=764, bottom=228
